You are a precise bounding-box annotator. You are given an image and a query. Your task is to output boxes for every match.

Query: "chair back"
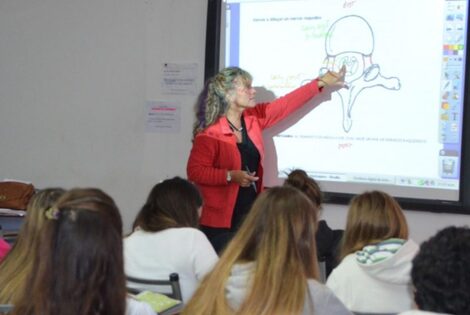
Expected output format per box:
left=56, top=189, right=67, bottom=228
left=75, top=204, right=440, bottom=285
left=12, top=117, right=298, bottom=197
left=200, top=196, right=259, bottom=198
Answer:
left=318, top=259, right=327, bottom=283
left=0, top=304, right=13, bottom=314
left=126, top=272, right=183, bottom=301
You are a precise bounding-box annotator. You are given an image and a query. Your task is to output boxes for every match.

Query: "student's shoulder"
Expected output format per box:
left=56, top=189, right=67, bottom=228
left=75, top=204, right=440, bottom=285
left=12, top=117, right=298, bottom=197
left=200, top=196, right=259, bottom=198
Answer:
left=174, top=227, right=206, bottom=236
left=306, top=279, right=352, bottom=315
left=160, top=227, right=211, bottom=244
left=332, top=253, right=357, bottom=271
left=326, top=253, right=359, bottom=284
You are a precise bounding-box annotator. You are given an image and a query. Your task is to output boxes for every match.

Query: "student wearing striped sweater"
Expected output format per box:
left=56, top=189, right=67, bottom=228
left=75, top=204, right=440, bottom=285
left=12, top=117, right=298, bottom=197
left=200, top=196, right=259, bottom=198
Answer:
left=326, top=190, right=418, bottom=314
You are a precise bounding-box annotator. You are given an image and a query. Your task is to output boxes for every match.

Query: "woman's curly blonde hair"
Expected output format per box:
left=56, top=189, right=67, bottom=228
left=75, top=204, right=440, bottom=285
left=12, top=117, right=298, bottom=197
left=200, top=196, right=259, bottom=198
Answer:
left=193, top=67, right=252, bottom=137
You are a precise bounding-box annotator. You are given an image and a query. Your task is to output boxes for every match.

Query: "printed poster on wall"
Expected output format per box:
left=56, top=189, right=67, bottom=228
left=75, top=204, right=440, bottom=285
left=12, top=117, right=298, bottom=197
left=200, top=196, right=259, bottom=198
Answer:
left=161, top=62, right=198, bottom=95
left=145, top=100, right=181, bottom=133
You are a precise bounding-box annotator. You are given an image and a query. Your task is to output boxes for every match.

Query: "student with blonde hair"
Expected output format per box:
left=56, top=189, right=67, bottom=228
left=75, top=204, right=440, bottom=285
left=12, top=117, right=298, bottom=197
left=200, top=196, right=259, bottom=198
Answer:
left=326, top=190, right=418, bottom=314
left=0, top=188, right=65, bottom=304
left=182, top=186, right=351, bottom=315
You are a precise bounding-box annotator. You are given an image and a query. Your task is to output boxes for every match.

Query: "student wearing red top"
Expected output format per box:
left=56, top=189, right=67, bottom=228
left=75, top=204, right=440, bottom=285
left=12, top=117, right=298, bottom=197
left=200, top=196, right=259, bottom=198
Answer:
left=187, top=66, right=346, bottom=250
left=0, top=238, right=10, bottom=262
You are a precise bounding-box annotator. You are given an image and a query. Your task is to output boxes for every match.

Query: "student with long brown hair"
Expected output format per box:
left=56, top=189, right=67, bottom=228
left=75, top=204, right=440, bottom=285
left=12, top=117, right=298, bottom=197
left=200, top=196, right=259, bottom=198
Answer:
left=11, top=188, right=155, bottom=315
left=0, top=188, right=65, bottom=304
left=284, top=169, right=343, bottom=277
left=124, top=177, right=218, bottom=302
left=182, top=186, right=351, bottom=315
left=326, top=190, right=418, bottom=314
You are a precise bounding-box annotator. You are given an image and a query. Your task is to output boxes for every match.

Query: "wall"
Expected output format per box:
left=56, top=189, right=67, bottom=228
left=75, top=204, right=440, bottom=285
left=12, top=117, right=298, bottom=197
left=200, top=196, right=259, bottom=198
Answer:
left=0, top=0, right=206, bottom=228
left=322, top=204, right=470, bottom=244
left=1, top=0, right=469, bottom=237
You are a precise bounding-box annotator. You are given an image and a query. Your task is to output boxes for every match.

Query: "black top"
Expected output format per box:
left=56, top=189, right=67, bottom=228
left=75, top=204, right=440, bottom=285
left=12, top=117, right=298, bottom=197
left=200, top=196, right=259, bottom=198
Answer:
left=230, top=117, right=260, bottom=230
left=316, top=220, right=344, bottom=277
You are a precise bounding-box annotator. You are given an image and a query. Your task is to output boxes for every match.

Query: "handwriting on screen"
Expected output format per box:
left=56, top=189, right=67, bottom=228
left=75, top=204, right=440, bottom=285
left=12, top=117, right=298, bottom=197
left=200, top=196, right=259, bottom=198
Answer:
left=338, top=143, right=352, bottom=150
left=344, top=0, right=357, bottom=9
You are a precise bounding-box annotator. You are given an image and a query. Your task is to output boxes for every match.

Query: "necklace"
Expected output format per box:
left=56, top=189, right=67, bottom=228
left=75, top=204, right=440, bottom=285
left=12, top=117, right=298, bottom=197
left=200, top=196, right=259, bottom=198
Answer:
left=227, top=119, right=243, bottom=132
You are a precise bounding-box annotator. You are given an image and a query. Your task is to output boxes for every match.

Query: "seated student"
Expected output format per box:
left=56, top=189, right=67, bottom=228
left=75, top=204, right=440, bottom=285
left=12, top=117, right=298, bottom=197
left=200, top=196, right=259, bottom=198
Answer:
left=399, top=226, right=470, bottom=315
left=0, top=238, right=10, bottom=262
left=0, top=188, right=65, bottom=304
left=182, top=186, right=352, bottom=315
left=326, top=190, right=418, bottom=314
left=11, top=188, right=155, bottom=315
left=284, top=169, right=343, bottom=277
left=124, top=177, right=218, bottom=302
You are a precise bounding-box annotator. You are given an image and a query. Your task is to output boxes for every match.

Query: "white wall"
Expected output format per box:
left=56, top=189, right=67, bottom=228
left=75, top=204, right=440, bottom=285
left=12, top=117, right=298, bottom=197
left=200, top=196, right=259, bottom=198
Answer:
left=0, top=0, right=206, bottom=228
left=1, top=0, right=469, bottom=237
left=322, top=204, right=470, bottom=244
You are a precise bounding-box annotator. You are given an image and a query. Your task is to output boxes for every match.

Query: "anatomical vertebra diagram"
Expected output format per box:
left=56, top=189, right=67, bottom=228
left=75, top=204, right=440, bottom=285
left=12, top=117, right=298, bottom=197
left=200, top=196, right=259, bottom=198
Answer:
left=319, top=15, right=401, bottom=132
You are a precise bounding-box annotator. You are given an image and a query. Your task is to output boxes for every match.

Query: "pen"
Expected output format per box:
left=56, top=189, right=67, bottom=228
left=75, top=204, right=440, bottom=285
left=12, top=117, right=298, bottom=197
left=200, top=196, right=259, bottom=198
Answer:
left=245, top=166, right=257, bottom=193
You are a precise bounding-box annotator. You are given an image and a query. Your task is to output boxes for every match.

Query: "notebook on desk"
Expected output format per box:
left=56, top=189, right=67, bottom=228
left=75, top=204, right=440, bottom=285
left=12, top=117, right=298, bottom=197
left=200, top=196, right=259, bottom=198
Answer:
left=132, top=290, right=183, bottom=315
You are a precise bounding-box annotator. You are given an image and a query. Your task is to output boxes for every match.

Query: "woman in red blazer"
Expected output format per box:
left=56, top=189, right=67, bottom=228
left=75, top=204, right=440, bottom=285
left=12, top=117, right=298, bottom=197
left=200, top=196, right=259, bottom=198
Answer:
left=187, top=66, right=346, bottom=252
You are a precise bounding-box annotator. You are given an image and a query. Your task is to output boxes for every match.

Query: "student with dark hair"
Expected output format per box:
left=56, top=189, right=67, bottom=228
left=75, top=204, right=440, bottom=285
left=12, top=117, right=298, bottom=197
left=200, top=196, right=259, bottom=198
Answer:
left=182, top=186, right=352, bottom=315
left=0, top=188, right=65, bottom=304
left=399, top=226, right=470, bottom=315
left=124, top=177, right=218, bottom=302
left=284, top=169, right=343, bottom=277
left=327, top=190, right=418, bottom=314
left=11, top=188, right=155, bottom=315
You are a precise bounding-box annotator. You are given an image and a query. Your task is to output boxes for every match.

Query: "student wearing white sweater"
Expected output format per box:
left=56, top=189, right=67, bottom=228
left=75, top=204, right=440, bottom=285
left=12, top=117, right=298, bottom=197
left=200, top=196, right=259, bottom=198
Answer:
left=124, top=177, right=218, bottom=303
left=326, top=190, right=418, bottom=314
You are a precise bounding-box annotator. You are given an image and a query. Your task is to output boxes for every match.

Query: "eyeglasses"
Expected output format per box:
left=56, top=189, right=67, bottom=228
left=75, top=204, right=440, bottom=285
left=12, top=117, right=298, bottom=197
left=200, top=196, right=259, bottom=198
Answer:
left=236, top=84, right=254, bottom=93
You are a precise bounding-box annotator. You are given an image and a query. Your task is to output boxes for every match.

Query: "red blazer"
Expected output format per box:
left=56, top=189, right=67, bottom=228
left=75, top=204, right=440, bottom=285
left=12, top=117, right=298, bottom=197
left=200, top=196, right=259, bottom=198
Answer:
left=187, top=79, right=322, bottom=228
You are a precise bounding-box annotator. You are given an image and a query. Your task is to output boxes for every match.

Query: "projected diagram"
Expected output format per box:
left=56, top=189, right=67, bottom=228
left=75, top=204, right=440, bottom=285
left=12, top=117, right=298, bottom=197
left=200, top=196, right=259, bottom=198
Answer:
left=319, top=15, right=401, bottom=132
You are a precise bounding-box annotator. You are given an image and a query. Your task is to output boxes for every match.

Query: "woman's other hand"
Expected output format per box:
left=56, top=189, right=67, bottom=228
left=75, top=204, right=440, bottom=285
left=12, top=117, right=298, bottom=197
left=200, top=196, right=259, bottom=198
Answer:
left=229, top=170, right=259, bottom=187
